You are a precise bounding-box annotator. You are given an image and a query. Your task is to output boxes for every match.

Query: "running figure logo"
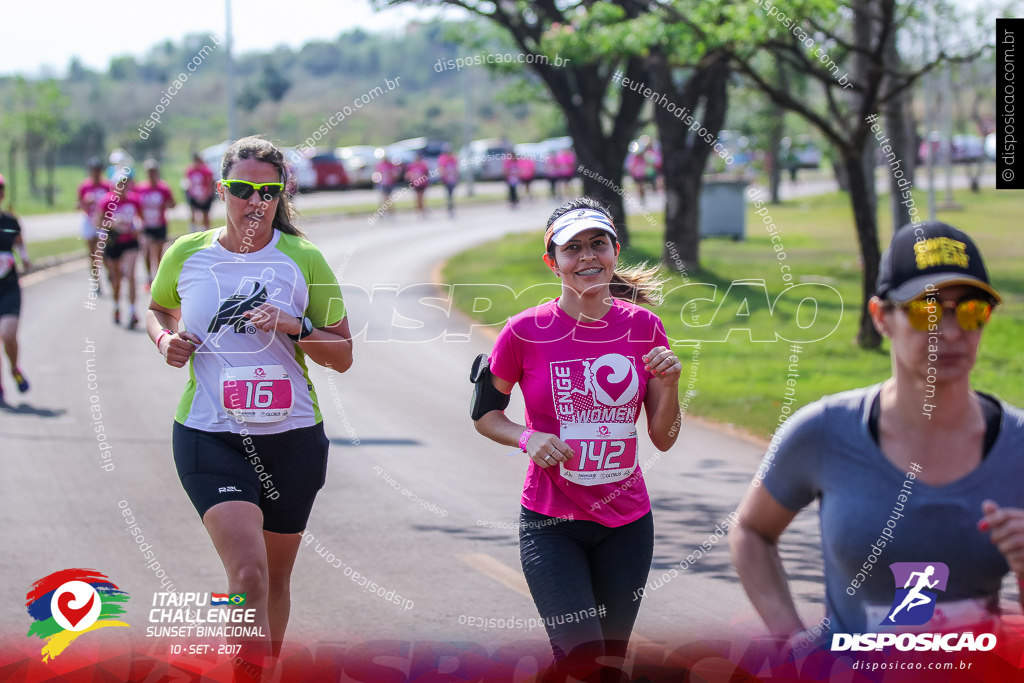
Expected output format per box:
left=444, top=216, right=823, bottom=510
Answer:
left=207, top=281, right=268, bottom=335
left=884, top=562, right=949, bottom=626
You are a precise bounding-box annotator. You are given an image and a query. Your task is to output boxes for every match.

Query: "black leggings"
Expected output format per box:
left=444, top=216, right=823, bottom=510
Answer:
left=519, top=506, right=653, bottom=670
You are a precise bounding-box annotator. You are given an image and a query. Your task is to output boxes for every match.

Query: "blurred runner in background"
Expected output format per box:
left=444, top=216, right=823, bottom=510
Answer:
left=503, top=153, right=521, bottom=209
left=185, top=153, right=215, bottom=233
left=374, top=153, right=399, bottom=220
left=0, top=174, right=31, bottom=401
left=406, top=153, right=431, bottom=219
left=518, top=153, right=537, bottom=201
left=95, top=169, right=142, bottom=328
left=437, top=145, right=459, bottom=218
left=78, top=157, right=111, bottom=294
left=137, top=160, right=176, bottom=288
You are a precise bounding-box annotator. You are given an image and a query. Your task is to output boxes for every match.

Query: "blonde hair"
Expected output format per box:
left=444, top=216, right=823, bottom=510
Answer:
left=546, top=197, right=667, bottom=306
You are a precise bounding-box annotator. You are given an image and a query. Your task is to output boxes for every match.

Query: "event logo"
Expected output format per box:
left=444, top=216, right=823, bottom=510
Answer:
left=25, top=569, right=130, bottom=661
left=830, top=561, right=995, bottom=653
left=550, top=353, right=641, bottom=423
left=884, top=562, right=949, bottom=626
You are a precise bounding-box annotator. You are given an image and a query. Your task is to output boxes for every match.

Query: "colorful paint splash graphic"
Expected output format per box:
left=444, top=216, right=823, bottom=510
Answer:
left=25, top=568, right=130, bottom=661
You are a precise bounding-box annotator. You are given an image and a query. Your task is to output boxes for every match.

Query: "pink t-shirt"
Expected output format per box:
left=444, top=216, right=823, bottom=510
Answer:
left=489, top=298, right=669, bottom=526
left=503, top=157, right=521, bottom=184
left=438, top=154, right=459, bottom=185
left=185, top=164, right=214, bottom=201
left=136, top=181, right=174, bottom=226
left=406, top=160, right=430, bottom=189
left=79, top=179, right=112, bottom=216
left=517, top=157, right=536, bottom=181
left=94, top=191, right=141, bottom=243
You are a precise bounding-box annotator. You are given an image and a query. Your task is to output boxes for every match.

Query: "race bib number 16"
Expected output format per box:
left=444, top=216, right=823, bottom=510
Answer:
left=559, top=422, right=637, bottom=486
left=221, top=364, right=293, bottom=423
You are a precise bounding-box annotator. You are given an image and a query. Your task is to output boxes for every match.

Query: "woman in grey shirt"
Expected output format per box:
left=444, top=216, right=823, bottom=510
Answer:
left=730, top=221, right=1024, bottom=651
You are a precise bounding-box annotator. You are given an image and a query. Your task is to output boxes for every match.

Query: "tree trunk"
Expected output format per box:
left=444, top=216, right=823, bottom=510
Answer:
left=767, top=106, right=785, bottom=204
left=25, top=132, right=41, bottom=196
left=45, top=145, right=56, bottom=207
left=649, top=50, right=730, bottom=273
left=569, top=110, right=636, bottom=247
left=844, top=149, right=883, bottom=349
left=548, top=59, right=648, bottom=247
left=884, top=23, right=912, bottom=230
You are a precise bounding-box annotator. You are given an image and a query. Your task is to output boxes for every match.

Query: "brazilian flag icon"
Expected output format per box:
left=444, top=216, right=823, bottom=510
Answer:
left=229, top=593, right=246, bottom=606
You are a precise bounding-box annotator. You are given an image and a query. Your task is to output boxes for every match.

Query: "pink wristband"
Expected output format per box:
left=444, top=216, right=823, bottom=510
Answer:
left=518, top=428, right=536, bottom=452
left=156, top=329, right=174, bottom=350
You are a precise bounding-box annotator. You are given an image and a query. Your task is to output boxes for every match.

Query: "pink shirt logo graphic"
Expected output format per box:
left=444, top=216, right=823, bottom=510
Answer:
left=551, top=353, right=640, bottom=422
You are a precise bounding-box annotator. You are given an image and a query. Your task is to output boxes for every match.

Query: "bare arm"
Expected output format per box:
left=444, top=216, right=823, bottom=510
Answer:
left=642, top=346, right=682, bottom=451
left=729, top=482, right=805, bottom=638
left=146, top=300, right=200, bottom=367
left=295, top=316, right=353, bottom=373
left=474, top=374, right=573, bottom=468
left=12, top=233, right=30, bottom=272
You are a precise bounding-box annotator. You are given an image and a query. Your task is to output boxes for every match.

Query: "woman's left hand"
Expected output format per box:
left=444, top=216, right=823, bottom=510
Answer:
left=980, top=500, right=1024, bottom=576
left=643, top=346, right=682, bottom=383
left=243, top=303, right=302, bottom=337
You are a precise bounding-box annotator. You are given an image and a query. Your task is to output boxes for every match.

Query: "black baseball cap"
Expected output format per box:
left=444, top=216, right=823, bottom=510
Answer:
left=875, top=221, right=1001, bottom=304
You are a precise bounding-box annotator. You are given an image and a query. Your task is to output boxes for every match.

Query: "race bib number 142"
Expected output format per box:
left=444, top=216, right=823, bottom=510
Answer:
left=559, top=422, right=637, bottom=486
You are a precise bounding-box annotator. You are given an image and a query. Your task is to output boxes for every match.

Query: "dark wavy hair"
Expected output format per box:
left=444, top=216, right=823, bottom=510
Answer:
left=546, top=197, right=665, bottom=306
left=221, top=135, right=303, bottom=237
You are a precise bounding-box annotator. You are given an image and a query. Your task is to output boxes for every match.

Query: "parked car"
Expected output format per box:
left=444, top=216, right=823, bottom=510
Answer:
left=304, top=149, right=348, bottom=190
left=459, top=138, right=514, bottom=181
left=336, top=146, right=378, bottom=188
left=282, top=147, right=317, bottom=193
left=919, top=132, right=985, bottom=164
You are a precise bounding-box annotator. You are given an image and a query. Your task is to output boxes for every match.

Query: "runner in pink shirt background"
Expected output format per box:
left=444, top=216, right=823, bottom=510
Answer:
left=405, top=153, right=431, bottom=219
left=78, top=157, right=112, bottom=293
left=374, top=154, right=400, bottom=219
left=502, top=154, right=521, bottom=209
left=137, top=159, right=176, bottom=287
left=437, top=145, right=459, bottom=218
left=94, top=170, right=143, bottom=328
left=472, top=197, right=682, bottom=679
left=554, top=147, right=577, bottom=199
left=184, top=153, right=215, bottom=233
left=517, top=154, right=537, bottom=201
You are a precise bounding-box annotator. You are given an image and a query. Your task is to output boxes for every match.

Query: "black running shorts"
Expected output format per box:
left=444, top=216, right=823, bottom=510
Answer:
left=172, top=421, right=329, bottom=534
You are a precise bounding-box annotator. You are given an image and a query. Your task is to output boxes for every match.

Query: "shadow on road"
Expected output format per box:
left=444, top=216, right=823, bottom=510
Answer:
left=0, top=401, right=66, bottom=418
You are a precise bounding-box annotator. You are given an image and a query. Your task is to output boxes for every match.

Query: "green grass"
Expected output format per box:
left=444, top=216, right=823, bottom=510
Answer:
left=443, top=188, right=1024, bottom=437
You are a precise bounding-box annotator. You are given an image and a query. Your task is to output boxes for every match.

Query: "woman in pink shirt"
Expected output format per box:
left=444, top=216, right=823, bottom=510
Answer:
left=94, top=170, right=143, bottom=327
left=78, top=157, right=112, bottom=293
left=473, top=197, right=682, bottom=678
left=405, top=154, right=431, bottom=219
left=437, top=146, right=459, bottom=218
left=137, top=160, right=177, bottom=287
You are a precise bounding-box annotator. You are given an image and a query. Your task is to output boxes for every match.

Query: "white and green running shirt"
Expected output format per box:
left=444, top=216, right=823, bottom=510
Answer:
left=151, top=228, right=346, bottom=435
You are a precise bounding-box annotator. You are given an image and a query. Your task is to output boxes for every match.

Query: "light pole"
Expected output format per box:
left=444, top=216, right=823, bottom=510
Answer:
left=225, top=0, right=237, bottom=141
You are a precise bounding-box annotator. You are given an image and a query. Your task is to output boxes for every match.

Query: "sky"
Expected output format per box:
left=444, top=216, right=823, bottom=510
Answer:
left=1, top=0, right=467, bottom=77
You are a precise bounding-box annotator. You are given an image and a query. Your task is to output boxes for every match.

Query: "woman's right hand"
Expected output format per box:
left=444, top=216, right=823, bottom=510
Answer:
left=161, top=331, right=201, bottom=367
left=525, top=431, right=574, bottom=469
